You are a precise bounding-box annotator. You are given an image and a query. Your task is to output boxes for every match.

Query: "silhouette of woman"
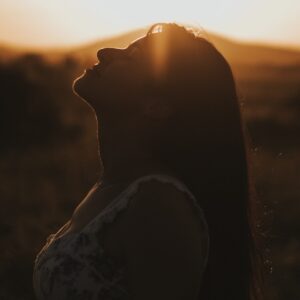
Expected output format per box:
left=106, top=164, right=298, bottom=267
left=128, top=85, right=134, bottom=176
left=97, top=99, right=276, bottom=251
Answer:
left=33, top=23, right=266, bottom=300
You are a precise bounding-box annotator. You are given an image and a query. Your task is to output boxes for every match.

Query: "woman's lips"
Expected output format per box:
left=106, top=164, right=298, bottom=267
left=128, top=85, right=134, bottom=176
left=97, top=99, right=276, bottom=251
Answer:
left=85, top=61, right=107, bottom=78
left=90, top=63, right=104, bottom=77
left=85, top=68, right=98, bottom=76
left=85, top=65, right=101, bottom=77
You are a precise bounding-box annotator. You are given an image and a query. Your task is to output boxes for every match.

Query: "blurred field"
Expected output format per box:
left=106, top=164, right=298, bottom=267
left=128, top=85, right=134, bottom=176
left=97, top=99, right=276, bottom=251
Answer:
left=0, top=28, right=300, bottom=300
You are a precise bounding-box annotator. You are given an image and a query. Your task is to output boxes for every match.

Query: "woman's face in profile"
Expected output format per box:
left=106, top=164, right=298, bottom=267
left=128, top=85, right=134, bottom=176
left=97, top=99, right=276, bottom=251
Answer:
left=73, top=35, right=153, bottom=113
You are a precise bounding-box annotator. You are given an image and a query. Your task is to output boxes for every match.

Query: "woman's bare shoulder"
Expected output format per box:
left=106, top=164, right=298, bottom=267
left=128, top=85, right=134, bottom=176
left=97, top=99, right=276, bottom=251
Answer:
left=122, top=179, right=206, bottom=300
left=125, top=177, right=201, bottom=227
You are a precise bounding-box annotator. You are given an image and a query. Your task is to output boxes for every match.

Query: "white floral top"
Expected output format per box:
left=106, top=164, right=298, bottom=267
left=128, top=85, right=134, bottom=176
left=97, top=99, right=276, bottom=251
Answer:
left=33, top=173, right=210, bottom=300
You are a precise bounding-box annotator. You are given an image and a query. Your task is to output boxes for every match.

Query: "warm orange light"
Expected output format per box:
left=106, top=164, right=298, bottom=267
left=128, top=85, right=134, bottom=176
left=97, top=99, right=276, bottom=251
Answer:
left=0, top=0, right=300, bottom=49
left=150, top=26, right=169, bottom=79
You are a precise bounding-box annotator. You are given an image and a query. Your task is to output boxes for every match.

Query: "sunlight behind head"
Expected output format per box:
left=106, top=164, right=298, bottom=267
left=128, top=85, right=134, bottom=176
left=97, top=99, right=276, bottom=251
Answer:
left=147, top=24, right=169, bottom=80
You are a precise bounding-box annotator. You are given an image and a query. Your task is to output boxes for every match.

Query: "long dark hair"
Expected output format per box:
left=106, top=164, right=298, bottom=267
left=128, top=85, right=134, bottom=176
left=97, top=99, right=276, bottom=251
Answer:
left=144, top=23, right=267, bottom=300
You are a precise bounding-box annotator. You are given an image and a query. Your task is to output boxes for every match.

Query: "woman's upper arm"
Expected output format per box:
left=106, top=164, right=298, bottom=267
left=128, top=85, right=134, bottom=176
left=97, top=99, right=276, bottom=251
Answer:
left=123, top=179, right=206, bottom=300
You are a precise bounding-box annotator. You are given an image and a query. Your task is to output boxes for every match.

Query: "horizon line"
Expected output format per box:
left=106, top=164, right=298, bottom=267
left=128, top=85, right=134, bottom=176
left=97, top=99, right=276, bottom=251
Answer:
left=1, top=26, right=300, bottom=53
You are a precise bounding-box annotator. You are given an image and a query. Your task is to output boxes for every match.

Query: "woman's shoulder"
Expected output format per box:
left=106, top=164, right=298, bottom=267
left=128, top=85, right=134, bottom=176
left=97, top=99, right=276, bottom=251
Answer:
left=127, top=174, right=205, bottom=224
left=124, top=173, right=195, bottom=201
left=124, top=173, right=205, bottom=220
left=121, top=174, right=209, bottom=299
left=122, top=173, right=209, bottom=246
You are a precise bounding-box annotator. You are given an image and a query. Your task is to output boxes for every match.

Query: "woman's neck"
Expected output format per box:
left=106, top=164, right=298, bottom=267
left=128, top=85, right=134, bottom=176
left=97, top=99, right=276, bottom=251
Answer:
left=100, top=155, right=177, bottom=186
left=96, top=115, right=178, bottom=186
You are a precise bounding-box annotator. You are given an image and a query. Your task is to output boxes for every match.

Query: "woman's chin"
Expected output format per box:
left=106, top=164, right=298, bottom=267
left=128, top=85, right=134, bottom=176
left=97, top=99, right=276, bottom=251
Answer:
left=72, top=75, right=99, bottom=111
left=72, top=75, right=89, bottom=99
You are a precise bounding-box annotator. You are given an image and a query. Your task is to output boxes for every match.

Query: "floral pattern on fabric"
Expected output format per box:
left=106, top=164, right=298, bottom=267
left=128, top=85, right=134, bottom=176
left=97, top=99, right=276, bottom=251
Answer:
left=33, top=173, right=209, bottom=300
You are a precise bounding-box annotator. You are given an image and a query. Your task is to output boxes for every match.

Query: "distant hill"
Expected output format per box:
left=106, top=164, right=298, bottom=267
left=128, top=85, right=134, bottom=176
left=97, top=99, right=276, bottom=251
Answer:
left=67, top=26, right=300, bottom=67
left=68, top=28, right=147, bottom=61
left=1, top=26, right=300, bottom=67
left=207, top=33, right=300, bottom=66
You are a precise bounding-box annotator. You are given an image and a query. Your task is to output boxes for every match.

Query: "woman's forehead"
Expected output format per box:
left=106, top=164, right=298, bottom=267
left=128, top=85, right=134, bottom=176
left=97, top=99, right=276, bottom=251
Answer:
left=128, top=33, right=162, bottom=49
left=128, top=35, right=148, bottom=49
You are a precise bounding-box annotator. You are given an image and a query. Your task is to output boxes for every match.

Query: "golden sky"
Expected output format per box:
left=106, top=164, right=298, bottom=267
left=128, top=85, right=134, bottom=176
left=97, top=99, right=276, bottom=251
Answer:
left=1, top=0, right=299, bottom=49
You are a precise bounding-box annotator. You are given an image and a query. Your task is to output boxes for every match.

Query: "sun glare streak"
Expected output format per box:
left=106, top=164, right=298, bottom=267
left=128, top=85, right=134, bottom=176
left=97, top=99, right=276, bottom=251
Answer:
left=150, top=26, right=170, bottom=80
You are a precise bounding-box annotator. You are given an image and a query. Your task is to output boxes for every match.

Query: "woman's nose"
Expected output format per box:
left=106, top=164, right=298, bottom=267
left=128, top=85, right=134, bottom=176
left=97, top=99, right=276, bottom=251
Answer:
left=97, top=48, right=124, bottom=64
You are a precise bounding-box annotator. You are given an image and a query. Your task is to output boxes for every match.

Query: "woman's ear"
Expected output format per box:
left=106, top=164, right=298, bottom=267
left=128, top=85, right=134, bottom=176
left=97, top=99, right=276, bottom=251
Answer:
left=143, top=96, right=173, bottom=120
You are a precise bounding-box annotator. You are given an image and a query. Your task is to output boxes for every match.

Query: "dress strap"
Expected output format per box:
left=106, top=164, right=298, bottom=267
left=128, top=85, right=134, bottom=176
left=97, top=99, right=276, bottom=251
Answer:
left=88, top=173, right=210, bottom=270
left=92, top=173, right=199, bottom=223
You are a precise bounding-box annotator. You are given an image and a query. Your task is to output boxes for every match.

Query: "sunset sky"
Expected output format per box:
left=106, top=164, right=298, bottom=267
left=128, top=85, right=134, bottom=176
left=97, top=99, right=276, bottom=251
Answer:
left=1, top=0, right=300, bottom=49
